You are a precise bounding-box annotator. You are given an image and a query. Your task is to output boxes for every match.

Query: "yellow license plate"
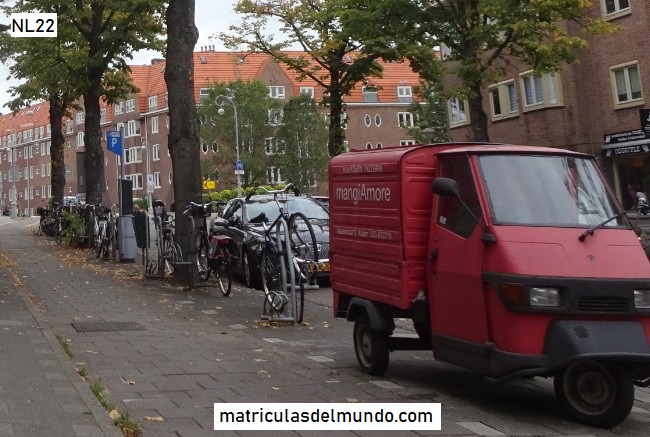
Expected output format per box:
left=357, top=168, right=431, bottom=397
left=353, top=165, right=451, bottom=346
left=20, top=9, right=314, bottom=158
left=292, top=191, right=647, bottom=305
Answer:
left=308, top=262, right=330, bottom=273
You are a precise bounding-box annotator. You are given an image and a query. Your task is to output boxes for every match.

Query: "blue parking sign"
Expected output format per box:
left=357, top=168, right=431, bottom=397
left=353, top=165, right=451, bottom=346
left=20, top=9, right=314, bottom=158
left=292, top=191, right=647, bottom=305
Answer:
left=106, top=131, right=122, bottom=156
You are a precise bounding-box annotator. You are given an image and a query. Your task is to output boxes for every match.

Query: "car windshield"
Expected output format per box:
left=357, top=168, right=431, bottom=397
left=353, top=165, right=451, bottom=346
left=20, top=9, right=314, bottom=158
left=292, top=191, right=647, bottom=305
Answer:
left=245, top=197, right=329, bottom=222
left=478, top=154, right=626, bottom=228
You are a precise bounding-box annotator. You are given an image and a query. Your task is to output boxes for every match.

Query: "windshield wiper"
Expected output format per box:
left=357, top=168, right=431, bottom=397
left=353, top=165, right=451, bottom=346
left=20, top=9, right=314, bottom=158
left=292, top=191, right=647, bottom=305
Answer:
left=578, top=211, right=625, bottom=242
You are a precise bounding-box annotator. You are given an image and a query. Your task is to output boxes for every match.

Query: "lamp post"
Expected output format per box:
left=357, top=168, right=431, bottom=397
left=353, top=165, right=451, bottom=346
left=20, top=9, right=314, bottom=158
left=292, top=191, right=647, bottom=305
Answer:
left=141, top=139, right=152, bottom=215
left=215, top=93, right=241, bottom=197
left=23, top=110, right=34, bottom=217
left=9, top=115, right=17, bottom=218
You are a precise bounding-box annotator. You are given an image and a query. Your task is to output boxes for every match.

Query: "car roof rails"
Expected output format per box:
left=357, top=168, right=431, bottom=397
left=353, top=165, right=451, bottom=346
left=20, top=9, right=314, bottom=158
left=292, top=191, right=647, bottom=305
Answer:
left=245, top=184, right=301, bottom=201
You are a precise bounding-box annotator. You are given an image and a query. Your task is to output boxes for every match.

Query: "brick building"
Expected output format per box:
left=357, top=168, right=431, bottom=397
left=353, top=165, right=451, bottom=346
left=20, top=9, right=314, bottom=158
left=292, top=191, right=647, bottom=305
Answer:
left=0, top=50, right=421, bottom=216
left=445, top=0, right=650, bottom=210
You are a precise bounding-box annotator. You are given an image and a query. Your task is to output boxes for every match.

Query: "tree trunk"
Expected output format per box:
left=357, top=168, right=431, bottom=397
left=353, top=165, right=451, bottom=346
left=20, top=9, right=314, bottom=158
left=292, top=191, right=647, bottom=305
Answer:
left=327, top=72, right=344, bottom=157
left=83, top=77, right=104, bottom=207
left=48, top=94, right=66, bottom=205
left=468, top=89, right=490, bottom=142
left=165, top=0, right=200, bottom=285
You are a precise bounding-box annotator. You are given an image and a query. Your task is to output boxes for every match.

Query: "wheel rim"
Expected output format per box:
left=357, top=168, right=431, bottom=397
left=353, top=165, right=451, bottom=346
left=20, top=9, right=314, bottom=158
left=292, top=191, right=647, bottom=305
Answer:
left=562, top=361, right=616, bottom=416
left=355, top=324, right=373, bottom=368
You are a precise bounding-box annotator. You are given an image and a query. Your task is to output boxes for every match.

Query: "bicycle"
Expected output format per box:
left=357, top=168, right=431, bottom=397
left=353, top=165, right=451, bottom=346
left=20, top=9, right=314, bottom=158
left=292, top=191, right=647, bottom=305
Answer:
left=94, top=205, right=111, bottom=259
left=152, top=201, right=182, bottom=276
left=38, top=202, right=67, bottom=244
left=247, top=184, right=319, bottom=324
left=185, top=200, right=235, bottom=295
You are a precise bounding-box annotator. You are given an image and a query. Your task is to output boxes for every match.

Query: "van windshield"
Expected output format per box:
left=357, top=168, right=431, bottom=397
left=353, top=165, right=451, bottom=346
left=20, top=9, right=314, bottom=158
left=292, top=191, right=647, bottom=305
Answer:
left=478, top=154, right=627, bottom=228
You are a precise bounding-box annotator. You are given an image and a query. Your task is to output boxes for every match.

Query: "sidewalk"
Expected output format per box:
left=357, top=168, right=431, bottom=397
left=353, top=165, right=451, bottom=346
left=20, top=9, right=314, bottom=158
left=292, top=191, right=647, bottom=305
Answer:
left=1, top=216, right=650, bottom=436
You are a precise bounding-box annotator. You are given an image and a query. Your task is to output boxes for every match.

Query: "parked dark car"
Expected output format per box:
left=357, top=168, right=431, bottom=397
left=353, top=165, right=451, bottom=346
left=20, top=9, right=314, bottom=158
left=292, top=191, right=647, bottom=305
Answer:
left=213, top=191, right=330, bottom=289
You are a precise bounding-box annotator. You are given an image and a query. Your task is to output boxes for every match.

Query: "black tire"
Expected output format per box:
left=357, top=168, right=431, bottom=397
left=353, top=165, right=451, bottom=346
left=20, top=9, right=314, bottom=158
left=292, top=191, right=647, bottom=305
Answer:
left=294, top=279, right=305, bottom=324
left=163, top=238, right=182, bottom=276
left=95, top=223, right=106, bottom=258
left=194, top=231, right=209, bottom=281
left=243, top=249, right=262, bottom=289
left=353, top=314, right=390, bottom=376
left=55, top=220, right=64, bottom=244
left=261, top=248, right=288, bottom=314
left=288, top=212, right=318, bottom=283
left=554, top=360, right=635, bottom=428
left=214, top=258, right=233, bottom=297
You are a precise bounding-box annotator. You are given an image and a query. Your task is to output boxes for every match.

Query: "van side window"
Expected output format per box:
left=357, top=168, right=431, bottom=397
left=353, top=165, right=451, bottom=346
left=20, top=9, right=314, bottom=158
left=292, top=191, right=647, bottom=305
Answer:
left=436, top=157, right=482, bottom=238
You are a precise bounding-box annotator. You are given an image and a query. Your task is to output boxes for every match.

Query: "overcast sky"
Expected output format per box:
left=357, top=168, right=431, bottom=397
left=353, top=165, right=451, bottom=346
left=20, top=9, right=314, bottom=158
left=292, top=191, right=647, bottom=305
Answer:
left=0, top=0, right=245, bottom=111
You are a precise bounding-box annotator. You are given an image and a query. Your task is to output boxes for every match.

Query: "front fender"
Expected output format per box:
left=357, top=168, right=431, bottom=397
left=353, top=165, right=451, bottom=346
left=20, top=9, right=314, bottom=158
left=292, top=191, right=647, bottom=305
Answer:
left=544, top=320, right=650, bottom=369
left=346, top=298, right=395, bottom=333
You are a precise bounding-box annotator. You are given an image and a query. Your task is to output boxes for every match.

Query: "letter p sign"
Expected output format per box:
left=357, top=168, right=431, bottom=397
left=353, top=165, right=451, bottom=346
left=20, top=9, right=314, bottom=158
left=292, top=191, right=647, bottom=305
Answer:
left=107, top=131, right=123, bottom=156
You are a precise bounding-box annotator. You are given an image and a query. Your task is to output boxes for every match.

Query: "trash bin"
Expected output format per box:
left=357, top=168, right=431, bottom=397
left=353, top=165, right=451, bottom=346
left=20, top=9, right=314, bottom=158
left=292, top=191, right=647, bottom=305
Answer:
left=133, top=210, right=149, bottom=249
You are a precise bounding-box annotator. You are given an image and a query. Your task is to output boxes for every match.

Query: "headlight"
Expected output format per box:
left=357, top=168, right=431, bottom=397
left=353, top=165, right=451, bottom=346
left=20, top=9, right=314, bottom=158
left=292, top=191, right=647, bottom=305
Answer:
left=634, top=289, right=650, bottom=309
left=530, top=287, right=560, bottom=307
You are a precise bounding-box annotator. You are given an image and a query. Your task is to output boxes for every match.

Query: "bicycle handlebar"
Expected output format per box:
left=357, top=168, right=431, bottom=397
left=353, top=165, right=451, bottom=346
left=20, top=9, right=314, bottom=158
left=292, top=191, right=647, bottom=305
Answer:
left=245, top=184, right=300, bottom=201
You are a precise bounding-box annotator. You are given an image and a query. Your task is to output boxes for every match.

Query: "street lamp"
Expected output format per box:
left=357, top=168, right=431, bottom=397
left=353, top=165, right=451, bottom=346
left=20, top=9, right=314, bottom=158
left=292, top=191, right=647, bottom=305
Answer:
left=215, top=93, right=241, bottom=197
left=23, top=110, right=34, bottom=217
left=9, top=115, right=17, bottom=219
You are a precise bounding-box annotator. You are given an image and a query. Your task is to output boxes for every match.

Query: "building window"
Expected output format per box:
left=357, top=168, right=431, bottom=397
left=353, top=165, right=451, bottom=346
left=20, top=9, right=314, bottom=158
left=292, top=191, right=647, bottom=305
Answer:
left=212, top=141, right=218, bottom=153
left=114, top=101, right=124, bottom=115
left=397, top=85, right=413, bottom=99
left=125, top=99, right=136, bottom=113
left=201, top=142, right=208, bottom=154
left=362, top=85, right=378, bottom=103
left=65, top=120, right=73, bottom=134
left=151, top=116, right=159, bottom=133
left=300, top=87, right=314, bottom=98
left=153, top=172, right=161, bottom=188
left=152, top=144, right=160, bottom=161
left=448, top=97, right=469, bottom=126
left=124, top=147, right=142, bottom=164
left=77, top=132, right=84, bottom=148
left=611, top=62, right=643, bottom=106
left=268, top=86, right=285, bottom=99
left=199, top=88, right=210, bottom=104
left=602, top=0, right=629, bottom=16
left=265, top=137, right=278, bottom=155
left=100, top=108, right=107, bottom=124
left=126, top=173, right=143, bottom=189
left=374, top=114, right=382, bottom=127
left=397, top=112, right=414, bottom=128
left=126, top=120, right=141, bottom=137
left=364, top=114, right=372, bottom=127
left=116, top=122, right=125, bottom=136
left=519, top=71, right=562, bottom=110
left=148, top=95, right=158, bottom=109
left=366, top=142, right=373, bottom=150
left=76, top=112, right=84, bottom=124
left=488, top=80, right=519, bottom=120
left=266, top=166, right=282, bottom=183
left=400, top=140, right=416, bottom=146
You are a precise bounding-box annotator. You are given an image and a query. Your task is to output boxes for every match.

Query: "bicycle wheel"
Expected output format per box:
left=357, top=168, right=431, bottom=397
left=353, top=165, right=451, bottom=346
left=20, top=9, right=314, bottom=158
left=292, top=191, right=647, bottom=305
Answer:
left=55, top=219, right=64, bottom=244
left=163, top=237, right=181, bottom=275
left=294, top=279, right=305, bottom=324
left=194, top=231, right=209, bottom=281
left=261, top=247, right=288, bottom=314
left=214, top=248, right=233, bottom=296
left=95, top=222, right=107, bottom=258
left=287, top=212, right=318, bottom=282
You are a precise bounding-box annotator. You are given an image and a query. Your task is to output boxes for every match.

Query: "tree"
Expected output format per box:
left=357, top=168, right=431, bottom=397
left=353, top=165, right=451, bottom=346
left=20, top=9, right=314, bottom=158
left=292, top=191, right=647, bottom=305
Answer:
left=198, top=80, right=281, bottom=190
left=345, top=0, right=613, bottom=142
left=406, top=81, right=450, bottom=144
left=220, top=0, right=398, bottom=157
left=165, top=0, right=200, bottom=283
left=275, top=94, right=329, bottom=193
left=62, top=0, right=166, bottom=206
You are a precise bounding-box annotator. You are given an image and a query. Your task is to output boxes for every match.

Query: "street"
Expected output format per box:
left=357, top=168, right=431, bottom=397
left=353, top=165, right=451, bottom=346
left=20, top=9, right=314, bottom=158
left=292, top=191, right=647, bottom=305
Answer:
left=1, top=216, right=649, bottom=436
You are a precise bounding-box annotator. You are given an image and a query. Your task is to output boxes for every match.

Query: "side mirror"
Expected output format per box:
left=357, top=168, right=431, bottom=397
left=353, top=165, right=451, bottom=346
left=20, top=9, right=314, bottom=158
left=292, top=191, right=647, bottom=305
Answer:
left=432, top=177, right=460, bottom=198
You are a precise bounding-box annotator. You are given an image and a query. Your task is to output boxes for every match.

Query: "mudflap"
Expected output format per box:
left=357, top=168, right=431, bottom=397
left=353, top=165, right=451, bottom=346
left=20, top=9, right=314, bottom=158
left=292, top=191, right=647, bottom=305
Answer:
left=544, top=320, right=650, bottom=380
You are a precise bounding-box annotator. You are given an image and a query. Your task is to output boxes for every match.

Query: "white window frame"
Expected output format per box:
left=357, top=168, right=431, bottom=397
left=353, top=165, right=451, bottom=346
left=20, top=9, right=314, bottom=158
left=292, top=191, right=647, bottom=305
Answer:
left=76, top=131, right=84, bottom=148
left=125, top=120, right=141, bottom=137
left=148, top=95, right=158, bottom=109
left=268, top=109, right=283, bottom=126
left=153, top=171, right=161, bottom=188
left=126, top=173, right=143, bottom=189
left=151, top=116, right=159, bottom=134
left=397, top=112, right=414, bottom=128
left=114, top=101, right=124, bottom=115
left=124, top=147, right=143, bottom=164
left=299, top=87, right=314, bottom=98
left=364, top=114, right=372, bottom=127
left=266, top=166, right=282, bottom=184
left=601, top=0, right=630, bottom=17
left=397, top=86, right=412, bottom=98
left=265, top=137, right=277, bottom=155
left=448, top=97, right=469, bottom=127
left=152, top=144, right=160, bottom=161
left=125, top=99, right=136, bottom=113
left=76, top=112, right=84, bottom=124
left=100, top=108, right=107, bottom=124
left=400, top=140, right=416, bottom=146
left=611, top=61, right=643, bottom=107
left=268, top=86, right=285, bottom=99
left=65, top=120, right=73, bottom=134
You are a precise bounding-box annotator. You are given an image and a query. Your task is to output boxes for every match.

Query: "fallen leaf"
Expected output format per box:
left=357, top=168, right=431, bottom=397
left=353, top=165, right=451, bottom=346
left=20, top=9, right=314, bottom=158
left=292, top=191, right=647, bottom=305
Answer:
left=144, top=415, right=164, bottom=421
left=109, top=409, right=121, bottom=420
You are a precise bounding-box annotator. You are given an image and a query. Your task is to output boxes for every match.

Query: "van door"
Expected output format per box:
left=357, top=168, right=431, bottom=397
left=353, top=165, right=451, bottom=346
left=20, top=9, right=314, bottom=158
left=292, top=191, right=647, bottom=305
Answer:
left=429, top=155, right=490, bottom=370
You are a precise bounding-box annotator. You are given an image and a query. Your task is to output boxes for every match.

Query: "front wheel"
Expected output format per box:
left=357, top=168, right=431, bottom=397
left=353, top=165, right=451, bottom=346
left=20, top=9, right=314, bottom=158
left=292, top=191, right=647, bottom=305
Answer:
left=554, top=360, right=634, bottom=428
left=353, top=314, right=389, bottom=376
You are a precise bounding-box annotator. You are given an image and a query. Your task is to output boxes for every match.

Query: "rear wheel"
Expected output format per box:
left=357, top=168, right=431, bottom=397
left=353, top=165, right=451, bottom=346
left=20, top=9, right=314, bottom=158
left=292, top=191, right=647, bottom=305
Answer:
left=353, top=314, right=389, bottom=376
left=288, top=212, right=318, bottom=283
left=95, top=223, right=107, bottom=258
left=261, top=248, right=288, bottom=314
left=554, top=360, right=634, bottom=428
left=194, top=231, right=209, bottom=281
left=243, top=249, right=261, bottom=289
left=163, top=238, right=182, bottom=276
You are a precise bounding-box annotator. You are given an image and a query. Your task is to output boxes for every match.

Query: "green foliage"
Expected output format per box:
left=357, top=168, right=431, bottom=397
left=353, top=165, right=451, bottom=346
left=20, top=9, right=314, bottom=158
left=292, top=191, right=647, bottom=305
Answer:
left=62, top=210, right=86, bottom=246
left=276, top=94, right=329, bottom=193
left=198, top=79, right=281, bottom=190
left=406, top=81, right=450, bottom=143
left=134, top=197, right=149, bottom=210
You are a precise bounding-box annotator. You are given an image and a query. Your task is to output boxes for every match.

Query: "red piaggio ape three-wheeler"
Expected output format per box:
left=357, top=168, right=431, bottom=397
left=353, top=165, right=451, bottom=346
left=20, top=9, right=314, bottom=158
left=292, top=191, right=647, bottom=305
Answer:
left=329, top=143, right=650, bottom=428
